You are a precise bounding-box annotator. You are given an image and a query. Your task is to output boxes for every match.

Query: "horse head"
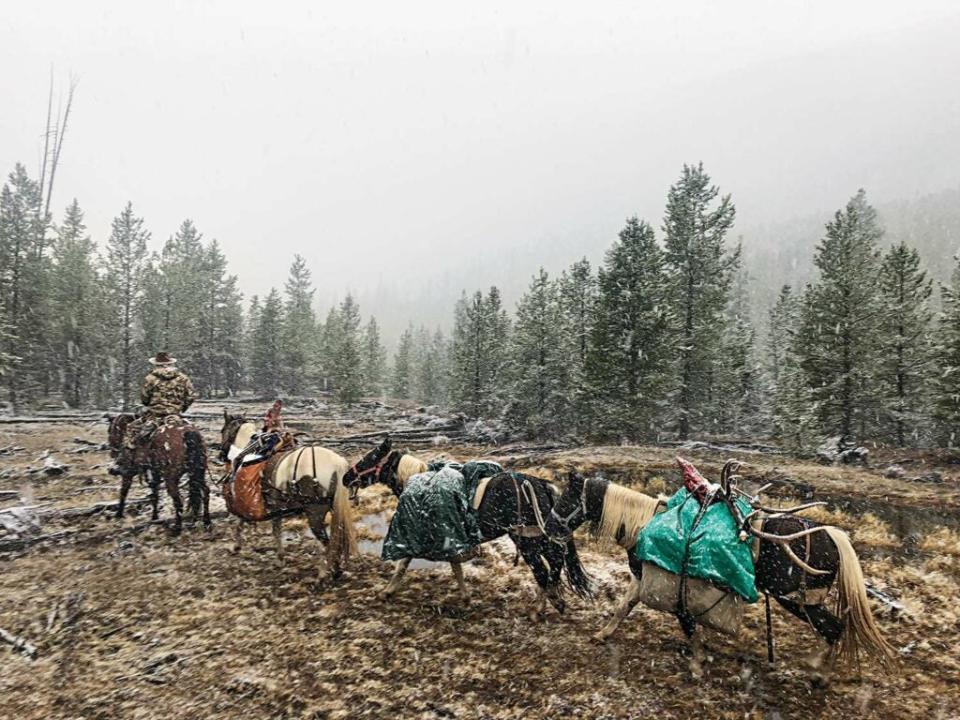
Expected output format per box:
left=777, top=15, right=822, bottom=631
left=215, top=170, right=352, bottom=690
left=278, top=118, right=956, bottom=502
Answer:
left=219, top=409, right=248, bottom=462
left=343, top=435, right=394, bottom=497
left=543, top=470, right=589, bottom=542
left=107, top=413, right=136, bottom=458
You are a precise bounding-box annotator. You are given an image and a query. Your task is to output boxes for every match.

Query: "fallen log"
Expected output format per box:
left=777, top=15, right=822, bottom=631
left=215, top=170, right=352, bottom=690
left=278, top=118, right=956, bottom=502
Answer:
left=0, top=627, right=37, bottom=659
left=0, top=490, right=18, bottom=501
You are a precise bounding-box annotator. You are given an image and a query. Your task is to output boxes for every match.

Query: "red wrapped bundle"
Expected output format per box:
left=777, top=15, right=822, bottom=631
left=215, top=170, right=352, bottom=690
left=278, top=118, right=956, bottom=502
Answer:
left=676, top=456, right=718, bottom=505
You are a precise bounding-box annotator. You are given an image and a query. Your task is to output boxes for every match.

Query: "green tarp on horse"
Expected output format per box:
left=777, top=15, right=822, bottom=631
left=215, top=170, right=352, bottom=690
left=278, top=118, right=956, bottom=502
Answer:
left=381, top=461, right=502, bottom=562
left=635, top=487, right=759, bottom=603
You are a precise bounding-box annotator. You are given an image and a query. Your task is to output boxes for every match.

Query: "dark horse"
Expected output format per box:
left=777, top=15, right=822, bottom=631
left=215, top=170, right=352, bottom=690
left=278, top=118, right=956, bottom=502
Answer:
left=107, top=414, right=211, bottom=534
left=343, top=437, right=593, bottom=618
left=542, top=469, right=895, bottom=680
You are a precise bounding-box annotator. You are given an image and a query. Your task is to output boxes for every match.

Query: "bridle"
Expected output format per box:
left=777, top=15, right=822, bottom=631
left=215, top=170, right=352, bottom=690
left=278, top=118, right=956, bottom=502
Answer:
left=546, top=477, right=590, bottom=543
left=346, top=449, right=399, bottom=502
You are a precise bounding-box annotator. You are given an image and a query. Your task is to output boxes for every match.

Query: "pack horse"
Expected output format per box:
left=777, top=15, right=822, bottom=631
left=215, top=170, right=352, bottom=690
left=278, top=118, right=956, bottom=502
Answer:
left=219, top=411, right=357, bottom=581
left=542, top=459, right=895, bottom=682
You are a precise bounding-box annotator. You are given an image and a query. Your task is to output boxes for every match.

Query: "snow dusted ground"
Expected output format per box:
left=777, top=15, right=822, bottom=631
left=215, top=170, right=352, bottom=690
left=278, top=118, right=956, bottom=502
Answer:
left=0, top=398, right=958, bottom=719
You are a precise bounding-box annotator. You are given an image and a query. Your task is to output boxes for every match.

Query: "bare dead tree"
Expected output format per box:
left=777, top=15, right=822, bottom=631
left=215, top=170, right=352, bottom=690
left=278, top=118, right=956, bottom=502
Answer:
left=42, top=75, right=78, bottom=223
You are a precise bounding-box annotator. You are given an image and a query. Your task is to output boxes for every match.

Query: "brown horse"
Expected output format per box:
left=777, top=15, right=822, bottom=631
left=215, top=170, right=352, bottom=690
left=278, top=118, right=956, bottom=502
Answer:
left=107, top=414, right=211, bottom=534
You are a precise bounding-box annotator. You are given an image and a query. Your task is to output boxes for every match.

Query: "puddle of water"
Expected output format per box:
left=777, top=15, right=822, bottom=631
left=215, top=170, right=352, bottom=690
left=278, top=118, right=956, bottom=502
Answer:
left=356, top=510, right=446, bottom=570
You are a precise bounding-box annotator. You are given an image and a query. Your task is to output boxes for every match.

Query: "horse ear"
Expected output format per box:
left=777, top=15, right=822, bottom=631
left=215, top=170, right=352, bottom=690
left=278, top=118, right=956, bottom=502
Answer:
left=380, top=435, right=392, bottom=451
left=223, top=408, right=228, bottom=420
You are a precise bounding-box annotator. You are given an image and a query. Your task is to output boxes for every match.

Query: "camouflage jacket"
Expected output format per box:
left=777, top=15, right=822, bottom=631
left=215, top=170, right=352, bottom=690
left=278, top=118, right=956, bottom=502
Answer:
left=140, top=367, right=197, bottom=417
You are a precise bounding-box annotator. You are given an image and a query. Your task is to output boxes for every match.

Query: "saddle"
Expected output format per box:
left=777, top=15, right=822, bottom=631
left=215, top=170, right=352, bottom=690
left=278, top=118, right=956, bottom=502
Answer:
left=223, top=434, right=296, bottom=522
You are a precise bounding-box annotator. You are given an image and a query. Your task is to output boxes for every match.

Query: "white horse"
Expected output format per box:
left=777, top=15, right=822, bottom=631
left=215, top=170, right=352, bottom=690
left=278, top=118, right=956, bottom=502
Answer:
left=219, top=412, right=357, bottom=582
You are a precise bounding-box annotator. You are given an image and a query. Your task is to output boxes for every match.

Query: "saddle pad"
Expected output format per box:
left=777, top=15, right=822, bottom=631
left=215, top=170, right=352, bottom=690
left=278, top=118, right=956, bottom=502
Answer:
left=635, top=487, right=758, bottom=603
left=472, top=477, right=491, bottom=510
left=638, top=561, right=743, bottom=636
left=224, top=462, right=269, bottom=521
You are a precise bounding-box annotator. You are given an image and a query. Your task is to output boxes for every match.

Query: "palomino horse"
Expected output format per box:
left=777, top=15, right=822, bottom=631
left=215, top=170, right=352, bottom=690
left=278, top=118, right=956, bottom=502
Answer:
left=343, top=437, right=593, bottom=619
left=542, top=468, right=895, bottom=682
left=107, top=414, right=211, bottom=533
left=219, top=412, right=357, bottom=581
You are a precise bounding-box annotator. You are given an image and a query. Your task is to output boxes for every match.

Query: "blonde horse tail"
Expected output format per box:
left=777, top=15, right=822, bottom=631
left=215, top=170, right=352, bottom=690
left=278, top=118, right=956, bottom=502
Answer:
left=328, top=456, right=358, bottom=568
left=824, top=526, right=896, bottom=669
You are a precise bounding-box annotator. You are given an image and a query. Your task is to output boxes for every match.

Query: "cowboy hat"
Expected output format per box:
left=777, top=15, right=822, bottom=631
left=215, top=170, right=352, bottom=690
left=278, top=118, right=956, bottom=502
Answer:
left=148, top=351, right=177, bottom=366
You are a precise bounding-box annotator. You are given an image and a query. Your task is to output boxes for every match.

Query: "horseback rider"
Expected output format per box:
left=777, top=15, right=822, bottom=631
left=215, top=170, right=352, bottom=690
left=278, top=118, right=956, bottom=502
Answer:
left=109, top=352, right=197, bottom=476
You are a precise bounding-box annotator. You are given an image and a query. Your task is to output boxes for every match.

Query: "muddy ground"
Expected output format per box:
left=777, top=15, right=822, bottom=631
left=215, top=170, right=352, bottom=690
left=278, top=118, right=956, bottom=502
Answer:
left=1, top=399, right=958, bottom=719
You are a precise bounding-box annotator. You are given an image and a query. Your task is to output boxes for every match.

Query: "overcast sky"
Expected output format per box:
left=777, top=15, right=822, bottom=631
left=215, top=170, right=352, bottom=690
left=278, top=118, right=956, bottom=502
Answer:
left=2, top=1, right=959, bottom=308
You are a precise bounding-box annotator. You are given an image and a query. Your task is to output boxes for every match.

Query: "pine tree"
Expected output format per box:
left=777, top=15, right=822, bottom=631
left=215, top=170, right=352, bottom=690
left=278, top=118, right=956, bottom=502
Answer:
left=158, top=220, right=206, bottom=374
left=877, top=242, right=933, bottom=446
left=250, top=289, right=284, bottom=396
left=557, top=258, right=596, bottom=430
left=662, top=163, right=738, bottom=439
left=318, top=305, right=342, bottom=393
left=424, top=329, right=451, bottom=406
left=197, top=241, right=243, bottom=396
left=282, top=254, right=316, bottom=393
left=932, top=257, right=960, bottom=446
left=769, top=287, right=817, bottom=449
left=507, top=268, right=570, bottom=438
left=0, top=164, right=48, bottom=408
left=391, top=325, right=415, bottom=400
left=360, top=317, right=387, bottom=396
left=103, top=202, right=149, bottom=409
left=796, top=190, right=884, bottom=439
left=714, top=256, right=762, bottom=435
left=449, top=287, right=510, bottom=417
left=331, top=294, right=363, bottom=403
left=49, top=200, right=107, bottom=407
left=585, top=218, right=673, bottom=439
left=138, top=254, right=167, bottom=363
left=243, top=295, right=262, bottom=389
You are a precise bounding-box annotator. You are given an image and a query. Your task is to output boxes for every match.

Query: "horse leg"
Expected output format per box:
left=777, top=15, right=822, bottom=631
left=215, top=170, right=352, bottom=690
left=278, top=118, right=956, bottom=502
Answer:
left=688, top=625, right=706, bottom=679
left=232, top=519, right=244, bottom=553
left=201, top=478, right=211, bottom=530
left=595, top=576, right=643, bottom=643
left=272, top=517, right=284, bottom=564
left=305, top=505, right=338, bottom=582
left=450, top=561, right=469, bottom=606
left=166, top=475, right=183, bottom=536
left=149, top=473, right=161, bottom=521
left=378, top=558, right=411, bottom=601
left=774, top=597, right=843, bottom=686
left=518, top=540, right=557, bottom=621
left=115, top=474, right=134, bottom=520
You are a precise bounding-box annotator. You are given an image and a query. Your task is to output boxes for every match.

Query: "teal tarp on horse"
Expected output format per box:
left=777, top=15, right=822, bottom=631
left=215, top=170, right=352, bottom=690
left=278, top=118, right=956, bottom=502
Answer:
left=381, top=461, right=502, bottom=562
left=635, top=487, right=759, bottom=603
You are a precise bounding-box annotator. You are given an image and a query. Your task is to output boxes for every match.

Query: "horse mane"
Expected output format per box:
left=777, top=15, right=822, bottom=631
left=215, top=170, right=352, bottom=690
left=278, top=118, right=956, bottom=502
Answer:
left=397, top=453, right=428, bottom=487
left=596, top=482, right=661, bottom=548
left=234, top=421, right=258, bottom=450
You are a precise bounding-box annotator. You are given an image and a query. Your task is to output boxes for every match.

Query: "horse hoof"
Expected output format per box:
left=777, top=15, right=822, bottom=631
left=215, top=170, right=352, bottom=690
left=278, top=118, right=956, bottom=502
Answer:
left=690, top=663, right=704, bottom=680
left=377, top=590, right=392, bottom=602
left=593, top=631, right=611, bottom=644
left=203, top=523, right=212, bottom=532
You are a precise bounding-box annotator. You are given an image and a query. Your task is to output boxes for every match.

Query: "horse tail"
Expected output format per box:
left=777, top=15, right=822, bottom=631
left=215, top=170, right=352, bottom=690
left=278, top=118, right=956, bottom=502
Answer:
left=184, top=429, right=207, bottom=519
left=562, top=538, right=595, bottom=600
left=824, top=526, right=896, bottom=668
left=327, top=458, right=358, bottom=568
